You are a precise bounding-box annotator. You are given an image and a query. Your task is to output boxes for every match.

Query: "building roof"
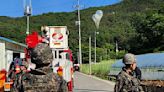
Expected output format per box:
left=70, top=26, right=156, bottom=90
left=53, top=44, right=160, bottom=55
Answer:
left=0, top=36, right=27, bottom=47
left=112, top=53, right=164, bottom=68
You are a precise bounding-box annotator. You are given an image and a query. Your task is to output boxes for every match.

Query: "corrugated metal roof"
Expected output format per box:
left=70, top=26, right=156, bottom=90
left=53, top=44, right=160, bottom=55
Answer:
left=112, top=53, right=164, bottom=68
left=0, top=36, right=27, bottom=47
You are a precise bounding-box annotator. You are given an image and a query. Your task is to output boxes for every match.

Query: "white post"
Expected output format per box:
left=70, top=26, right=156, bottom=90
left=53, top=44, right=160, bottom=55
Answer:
left=116, top=40, right=118, bottom=55
left=94, top=32, right=96, bottom=63
left=26, top=16, right=30, bottom=35
left=89, top=36, right=92, bottom=75
left=77, top=0, right=82, bottom=65
left=24, top=0, right=32, bottom=35
left=94, top=32, right=99, bottom=63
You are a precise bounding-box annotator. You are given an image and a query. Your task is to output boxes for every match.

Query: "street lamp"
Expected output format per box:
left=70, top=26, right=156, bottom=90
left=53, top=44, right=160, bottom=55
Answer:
left=92, top=10, right=103, bottom=63
left=89, top=31, right=99, bottom=75
left=94, top=31, right=99, bottom=63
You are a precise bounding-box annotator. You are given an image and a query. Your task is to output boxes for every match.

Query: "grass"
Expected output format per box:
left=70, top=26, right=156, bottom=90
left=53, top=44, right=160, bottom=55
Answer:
left=80, top=59, right=115, bottom=80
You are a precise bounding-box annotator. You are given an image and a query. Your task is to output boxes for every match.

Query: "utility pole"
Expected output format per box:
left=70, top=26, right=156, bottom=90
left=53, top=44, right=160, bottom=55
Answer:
left=24, top=0, right=32, bottom=35
left=94, top=32, right=96, bottom=64
left=94, top=31, right=99, bottom=63
left=75, top=0, right=82, bottom=65
left=89, top=36, right=92, bottom=75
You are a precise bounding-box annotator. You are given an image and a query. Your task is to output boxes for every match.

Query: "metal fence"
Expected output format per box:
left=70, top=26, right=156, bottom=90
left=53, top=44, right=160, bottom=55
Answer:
left=109, top=67, right=164, bottom=80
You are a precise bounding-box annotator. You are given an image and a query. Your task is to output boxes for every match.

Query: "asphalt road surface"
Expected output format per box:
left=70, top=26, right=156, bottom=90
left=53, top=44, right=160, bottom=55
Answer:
left=73, top=72, right=115, bottom=92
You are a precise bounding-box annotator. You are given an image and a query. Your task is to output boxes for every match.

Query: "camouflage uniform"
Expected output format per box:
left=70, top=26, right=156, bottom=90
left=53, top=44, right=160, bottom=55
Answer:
left=11, top=43, right=68, bottom=92
left=114, top=67, right=144, bottom=92
left=22, top=72, right=68, bottom=92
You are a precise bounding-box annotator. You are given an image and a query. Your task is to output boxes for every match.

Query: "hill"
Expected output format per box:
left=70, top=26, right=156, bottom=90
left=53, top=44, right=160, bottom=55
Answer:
left=0, top=0, right=163, bottom=63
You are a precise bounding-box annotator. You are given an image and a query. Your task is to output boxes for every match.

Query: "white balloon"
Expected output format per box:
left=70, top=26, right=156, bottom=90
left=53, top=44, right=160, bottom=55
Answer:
left=96, top=10, right=103, bottom=17
left=95, top=14, right=102, bottom=21
left=92, top=14, right=99, bottom=29
left=92, top=14, right=97, bottom=24
left=92, top=10, right=103, bottom=29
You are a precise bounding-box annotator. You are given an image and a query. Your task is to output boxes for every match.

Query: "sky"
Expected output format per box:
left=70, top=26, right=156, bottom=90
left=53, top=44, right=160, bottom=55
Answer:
left=0, top=0, right=120, bottom=17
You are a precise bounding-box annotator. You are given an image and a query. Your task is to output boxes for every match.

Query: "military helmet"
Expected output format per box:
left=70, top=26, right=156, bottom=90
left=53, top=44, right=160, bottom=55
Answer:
left=123, top=53, right=136, bottom=64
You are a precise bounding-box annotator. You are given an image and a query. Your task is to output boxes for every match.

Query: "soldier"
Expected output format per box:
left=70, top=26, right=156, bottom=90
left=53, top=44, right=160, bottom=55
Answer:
left=114, top=53, right=144, bottom=92
left=134, top=66, right=142, bottom=80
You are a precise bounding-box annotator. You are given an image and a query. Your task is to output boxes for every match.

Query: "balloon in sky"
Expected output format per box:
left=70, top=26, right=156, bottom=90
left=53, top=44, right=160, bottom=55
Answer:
left=92, top=10, right=103, bottom=29
left=96, top=10, right=103, bottom=17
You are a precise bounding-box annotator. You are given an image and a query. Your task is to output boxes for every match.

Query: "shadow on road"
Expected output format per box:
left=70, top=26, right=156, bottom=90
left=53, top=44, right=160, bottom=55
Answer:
left=74, top=88, right=113, bottom=92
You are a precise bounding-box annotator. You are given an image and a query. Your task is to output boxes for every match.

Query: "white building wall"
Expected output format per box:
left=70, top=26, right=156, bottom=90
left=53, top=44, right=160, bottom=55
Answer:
left=0, top=43, right=6, bottom=70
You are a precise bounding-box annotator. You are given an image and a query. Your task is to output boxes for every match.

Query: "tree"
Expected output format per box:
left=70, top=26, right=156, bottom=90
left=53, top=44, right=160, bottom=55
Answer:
left=130, top=12, right=164, bottom=53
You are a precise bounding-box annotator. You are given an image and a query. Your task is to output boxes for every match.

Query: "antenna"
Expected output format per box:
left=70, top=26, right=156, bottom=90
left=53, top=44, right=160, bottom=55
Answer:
left=24, top=0, right=32, bottom=16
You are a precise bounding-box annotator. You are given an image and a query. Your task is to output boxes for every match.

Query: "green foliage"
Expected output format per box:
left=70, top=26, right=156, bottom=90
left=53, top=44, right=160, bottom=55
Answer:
left=107, top=50, right=127, bottom=59
left=130, top=11, right=164, bottom=53
left=81, top=60, right=115, bottom=79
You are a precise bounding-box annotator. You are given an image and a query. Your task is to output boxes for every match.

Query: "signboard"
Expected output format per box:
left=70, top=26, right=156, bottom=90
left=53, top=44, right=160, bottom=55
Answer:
left=20, top=53, right=25, bottom=59
left=49, top=26, right=68, bottom=49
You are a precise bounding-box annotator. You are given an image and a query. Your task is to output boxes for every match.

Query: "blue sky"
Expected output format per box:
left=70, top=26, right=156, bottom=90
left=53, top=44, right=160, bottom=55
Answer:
left=0, top=0, right=120, bottom=17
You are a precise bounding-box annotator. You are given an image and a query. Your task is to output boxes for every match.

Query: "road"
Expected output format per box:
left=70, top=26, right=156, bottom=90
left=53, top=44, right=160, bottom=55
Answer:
left=73, top=72, right=115, bottom=92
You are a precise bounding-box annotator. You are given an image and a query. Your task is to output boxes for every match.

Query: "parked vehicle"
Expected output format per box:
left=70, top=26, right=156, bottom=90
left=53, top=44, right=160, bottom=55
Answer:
left=73, top=64, right=80, bottom=71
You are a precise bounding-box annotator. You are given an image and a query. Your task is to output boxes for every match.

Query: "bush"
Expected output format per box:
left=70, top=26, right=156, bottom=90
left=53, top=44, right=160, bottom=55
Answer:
left=80, top=60, right=115, bottom=80
left=108, top=50, right=127, bottom=59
